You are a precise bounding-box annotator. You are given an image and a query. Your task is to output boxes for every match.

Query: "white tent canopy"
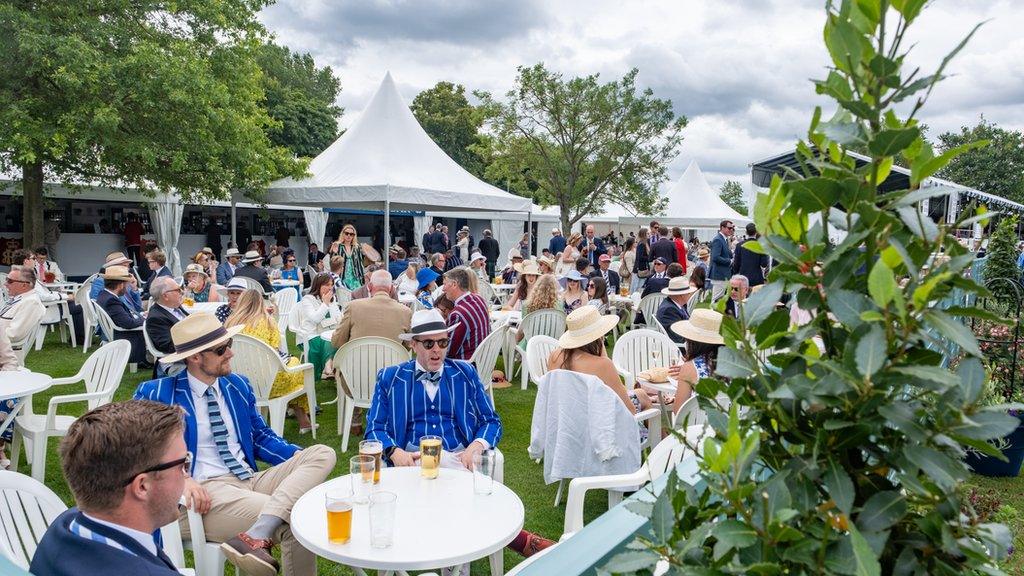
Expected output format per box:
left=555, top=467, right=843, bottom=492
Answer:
left=619, top=160, right=749, bottom=230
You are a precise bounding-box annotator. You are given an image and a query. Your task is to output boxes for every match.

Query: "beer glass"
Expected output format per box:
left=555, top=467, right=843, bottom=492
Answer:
left=420, top=435, right=442, bottom=479
left=325, top=489, right=353, bottom=544
left=350, top=455, right=375, bottom=504
left=359, top=440, right=383, bottom=484
left=472, top=449, right=496, bottom=495
left=369, top=491, right=397, bottom=549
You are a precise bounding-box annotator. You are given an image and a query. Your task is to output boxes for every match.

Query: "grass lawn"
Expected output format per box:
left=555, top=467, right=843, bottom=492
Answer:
left=11, top=330, right=1024, bottom=574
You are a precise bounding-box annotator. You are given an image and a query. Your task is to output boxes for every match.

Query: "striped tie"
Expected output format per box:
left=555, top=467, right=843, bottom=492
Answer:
left=204, top=387, right=253, bottom=480
left=416, top=369, right=442, bottom=386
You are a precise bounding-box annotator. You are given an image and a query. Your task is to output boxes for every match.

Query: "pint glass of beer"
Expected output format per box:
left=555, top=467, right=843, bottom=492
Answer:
left=359, top=440, right=383, bottom=484
left=325, top=489, right=353, bottom=544
left=420, top=435, right=442, bottom=479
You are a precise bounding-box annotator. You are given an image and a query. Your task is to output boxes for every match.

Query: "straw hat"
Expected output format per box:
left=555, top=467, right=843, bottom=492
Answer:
left=225, top=278, right=248, bottom=292
left=225, top=248, right=241, bottom=258
left=400, top=309, right=458, bottom=341
left=558, top=306, right=619, bottom=349
left=670, top=308, right=724, bottom=345
left=662, top=276, right=697, bottom=296
left=101, top=265, right=134, bottom=282
left=183, top=263, right=208, bottom=279
left=537, top=255, right=555, bottom=271
left=241, top=250, right=262, bottom=264
left=513, top=260, right=541, bottom=276
left=201, top=247, right=214, bottom=255
left=103, top=252, right=132, bottom=268
left=507, top=248, right=524, bottom=261
left=161, top=313, right=244, bottom=363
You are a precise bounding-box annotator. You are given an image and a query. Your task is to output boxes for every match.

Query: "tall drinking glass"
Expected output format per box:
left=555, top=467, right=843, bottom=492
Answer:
left=359, top=440, right=383, bottom=484
left=369, top=491, right=398, bottom=549
left=350, top=455, right=375, bottom=504
left=420, top=435, right=442, bottom=479
left=472, top=449, right=496, bottom=495
left=325, top=489, right=353, bottom=544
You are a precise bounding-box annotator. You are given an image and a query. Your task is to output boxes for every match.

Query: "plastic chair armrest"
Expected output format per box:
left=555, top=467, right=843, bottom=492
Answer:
left=48, top=374, right=85, bottom=387
left=45, top=391, right=108, bottom=427
left=280, top=362, right=315, bottom=374
left=563, top=468, right=650, bottom=535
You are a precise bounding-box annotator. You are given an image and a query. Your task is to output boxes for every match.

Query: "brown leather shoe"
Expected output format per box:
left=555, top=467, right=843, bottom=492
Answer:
left=221, top=532, right=280, bottom=576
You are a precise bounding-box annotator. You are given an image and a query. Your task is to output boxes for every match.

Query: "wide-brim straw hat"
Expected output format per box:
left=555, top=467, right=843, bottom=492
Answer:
left=558, top=306, right=619, bottom=349
left=161, top=313, right=244, bottom=363
left=662, top=276, right=697, bottom=296
left=225, top=248, right=241, bottom=258
left=184, top=263, right=208, bottom=279
left=537, top=255, right=555, bottom=270
left=101, top=265, right=134, bottom=282
left=513, top=260, right=541, bottom=276
left=400, top=309, right=459, bottom=341
left=241, top=250, right=262, bottom=263
left=671, top=308, right=724, bottom=345
left=507, top=248, right=523, bottom=261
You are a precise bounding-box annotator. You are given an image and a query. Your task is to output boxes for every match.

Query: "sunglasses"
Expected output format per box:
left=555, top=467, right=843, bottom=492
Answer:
left=287, top=259, right=296, bottom=263
left=343, top=231, right=355, bottom=237
left=415, top=338, right=450, bottom=350
left=201, top=339, right=233, bottom=356
left=5, top=277, right=29, bottom=285
left=122, top=453, right=192, bottom=486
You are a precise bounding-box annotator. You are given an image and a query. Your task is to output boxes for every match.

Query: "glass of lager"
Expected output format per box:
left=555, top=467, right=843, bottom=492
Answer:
left=420, top=435, right=442, bottom=479
left=325, top=489, right=353, bottom=544
left=359, top=440, right=383, bottom=484
left=350, top=455, right=375, bottom=504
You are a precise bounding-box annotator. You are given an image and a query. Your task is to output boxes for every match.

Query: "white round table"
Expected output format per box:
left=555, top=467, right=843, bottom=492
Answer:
left=0, top=372, right=53, bottom=439
left=489, top=310, right=521, bottom=329
left=272, top=279, right=301, bottom=287
left=290, top=466, right=524, bottom=574
left=636, top=376, right=676, bottom=396
left=183, top=302, right=222, bottom=315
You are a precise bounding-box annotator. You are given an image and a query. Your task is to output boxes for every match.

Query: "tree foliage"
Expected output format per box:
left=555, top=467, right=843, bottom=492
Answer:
left=0, top=0, right=306, bottom=246
left=607, top=1, right=1018, bottom=574
left=476, top=64, right=686, bottom=234
left=983, top=215, right=1020, bottom=300
left=937, top=117, right=1024, bottom=205
left=411, top=81, right=486, bottom=178
left=719, top=180, right=748, bottom=215
left=257, top=42, right=342, bottom=158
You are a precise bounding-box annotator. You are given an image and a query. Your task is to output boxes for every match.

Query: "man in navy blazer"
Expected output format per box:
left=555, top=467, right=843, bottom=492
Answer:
left=31, top=400, right=189, bottom=576
left=656, top=278, right=697, bottom=344
left=577, top=224, right=607, bottom=268
left=366, top=308, right=502, bottom=470
left=142, top=249, right=173, bottom=299
left=589, top=253, right=621, bottom=295
left=709, top=220, right=736, bottom=299
left=135, top=313, right=335, bottom=576
left=97, top=265, right=150, bottom=367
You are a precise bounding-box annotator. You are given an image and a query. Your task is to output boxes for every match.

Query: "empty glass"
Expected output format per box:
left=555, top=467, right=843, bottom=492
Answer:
left=369, top=491, right=398, bottom=548
left=350, top=455, right=375, bottom=504
left=472, top=449, right=496, bottom=495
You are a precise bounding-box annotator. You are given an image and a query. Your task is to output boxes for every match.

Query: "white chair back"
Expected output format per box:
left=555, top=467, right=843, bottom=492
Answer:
left=478, top=281, right=498, bottom=306
left=159, top=518, right=187, bottom=570
left=612, top=328, right=682, bottom=386
left=636, top=293, right=666, bottom=327
left=77, top=340, right=132, bottom=409
left=92, top=304, right=117, bottom=343
left=0, top=273, right=7, bottom=301
left=273, top=290, right=299, bottom=341
left=230, top=334, right=284, bottom=402
left=334, top=337, right=409, bottom=405
left=335, top=285, right=353, bottom=306
left=470, top=328, right=505, bottom=402
left=0, top=471, right=68, bottom=570
left=141, top=321, right=167, bottom=361
left=214, top=285, right=229, bottom=301
left=74, top=283, right=97, bottom=353
left=525, top=335, right=559, bottom=386
left=519, top=309, right=567, bottom=340
left=10, top=330, right=37, bottom=366
left=236, top=276, right=265, bottom=295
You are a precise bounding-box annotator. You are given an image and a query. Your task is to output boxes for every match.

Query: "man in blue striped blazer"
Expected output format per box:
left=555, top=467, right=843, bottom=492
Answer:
left=366, top=308, right=502, bottom=470
left=134, top=313, right=335, bottom=576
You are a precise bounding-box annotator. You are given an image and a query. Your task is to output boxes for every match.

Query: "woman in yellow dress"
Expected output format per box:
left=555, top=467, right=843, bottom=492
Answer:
left=225, top=290, right=315, bottom=433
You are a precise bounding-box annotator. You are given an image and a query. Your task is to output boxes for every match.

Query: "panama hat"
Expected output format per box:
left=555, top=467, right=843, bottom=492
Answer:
left=513, top=260, right=541, bottom=276
left=469, top=252, right=486, bottom=264
left=241, top=250, right=262, bottom=264
left=183, top=263, right=208, bottom=279
left=507, top=248, right=524, bottom=261
left=225, top=278, right=248, bottom=292
left=662, top=276, right=698, bottom=296
left=101, top=265, right=134, bottom=282
left=400, top=309, right=458, bottom=341
left=670, top=308, right=724, bottom=345
left=225, top=248, right=241, bottom=258
left=103, top=252, right=132, bottom=268
left=201, top=246, right=214, bottom=255
left=161, top=313, right=244, bottom=363
left=558, top=306, right=619, bottom=349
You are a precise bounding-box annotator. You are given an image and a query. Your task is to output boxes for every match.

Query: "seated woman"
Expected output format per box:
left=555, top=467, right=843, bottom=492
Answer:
left=194, top=249, right=218, bottom=279
left=506, top=260, right=540, bottom=311
left=517, top=274, right=561, bottom=347
left=184, top=263, right=220, bottom=303
left=297, top=274, right=341, bottom=379
left=587, top=276, right=609, bottom=314
left=559, top=270, right=589, bottom=314
left=278, top=249, right=301, bottom=282
left=225, top=290, right=314, bottom=433
left=537, top=255, right=556, bottom=275
left=416, top=267, right=441, bottom=309
left=668, top=308, right=724, bottom=413
left=547, top=306, right=653, bottom=418
left=397, top=262, right=421, bottom=295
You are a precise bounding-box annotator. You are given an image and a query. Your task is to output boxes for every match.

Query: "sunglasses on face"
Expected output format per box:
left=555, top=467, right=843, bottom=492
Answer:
left=5, top=277, right=29, bottom=285
left=287, top=259, right=296, bottom=263
left=343, top=231, right=355, bottom=237
left=415, top=338, right=450, bottom=350
left=122, top=453, right=192, bottom=486
left=202, top=339, right=233, bottom=356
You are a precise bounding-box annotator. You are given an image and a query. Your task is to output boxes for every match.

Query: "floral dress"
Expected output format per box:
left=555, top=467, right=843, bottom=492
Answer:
left=339, top=245, right=364, bottom=290
left=563, top=295, right=585, bottom=314
left=241, top=321, right=308, bottom=411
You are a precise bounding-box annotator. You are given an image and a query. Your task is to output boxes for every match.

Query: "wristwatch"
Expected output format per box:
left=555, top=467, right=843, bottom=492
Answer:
left=384, top=446, right=396, bottom=459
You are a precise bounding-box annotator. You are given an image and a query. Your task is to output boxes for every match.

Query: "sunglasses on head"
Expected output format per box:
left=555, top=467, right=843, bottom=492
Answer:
left=202, top=339, right=233, bottom=356
left=415, top=338, right=449, bottom=350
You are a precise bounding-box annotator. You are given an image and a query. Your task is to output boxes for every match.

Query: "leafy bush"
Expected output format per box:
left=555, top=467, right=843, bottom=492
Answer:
left=983, top=215, right=1021, bottom=300
left=606, top=1, right=1021, bottom=575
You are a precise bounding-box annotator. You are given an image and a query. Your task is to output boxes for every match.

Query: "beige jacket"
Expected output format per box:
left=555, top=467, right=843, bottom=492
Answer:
left=331, top=292, right=412, bottom=349
left=0, top=293, right=46, bottom=345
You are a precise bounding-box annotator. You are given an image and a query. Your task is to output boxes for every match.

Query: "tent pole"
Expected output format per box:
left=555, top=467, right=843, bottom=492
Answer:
left=384, top=184, right=391, bottom=254
left=230, top=195, right=237, bottom=249
left=527, top=210, right=533, bottom=257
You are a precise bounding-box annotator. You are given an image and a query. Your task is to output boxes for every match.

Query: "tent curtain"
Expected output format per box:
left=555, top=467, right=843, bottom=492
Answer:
left=150, top=201, right=184, bottom=276
left=303, top=209, right=329, bottom=258
left=492, top=219, right=524, bottom=270
left=413, top=215, right=431, bottom=251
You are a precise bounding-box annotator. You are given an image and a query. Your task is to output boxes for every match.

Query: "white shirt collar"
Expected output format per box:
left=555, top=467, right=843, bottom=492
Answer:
left=81, top=512, right=157, bottom=557
left=187, top=371, right=220, bottom=399
left=158, top=303, right=181, bottom=315
left=453, top=292, right=469, bottom=305
left=414, top=360, right=444, bottom=376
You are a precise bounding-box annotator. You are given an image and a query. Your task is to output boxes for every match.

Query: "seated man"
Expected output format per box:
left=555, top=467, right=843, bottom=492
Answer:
left=500, top=249, right=522, bottom=285
left=217, top=247, right=242, bottom=285
left=215, top=278, right=249, bottom=323
left=145, top=276, right=188, bottom=376
left=657, top=277, right=697, bottom=344
left=96, top=265, right=150, bottom=368
left=366, top=308, right=501, bottom=469
left=90, top=251, right=144, bottom=313
left=31, top=400, right=188, bottom=576
left=33, top=246, right=64, bottom=282
left=387, top=246, right=409, bottom=280
left=441, top=268, right=491, bottom=361
left=589, top=253, right=621, bottom=294
left=12, top=248, right=85, bottom=339
left=350, top=263, right=388, bottom=300
left=134, top=314, right=335, bottom=576
left=724, top=274, right=750, bottom=318
left=233, top=250, right=274, bottom=293
left=0, top=265, right=46, bottom=346
left=331, top=269, right=411, bottom=349
left=143, top=249, right=173, bottom=299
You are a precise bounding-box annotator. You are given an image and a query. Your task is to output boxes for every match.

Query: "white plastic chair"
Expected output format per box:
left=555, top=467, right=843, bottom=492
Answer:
left=611, top=328, right=682, bottom=388
left=273, top=289, right=299, bottom=345
left=478, top=281, right=500, bottom=309
left=510, top=309, right=566, bottom=390
left=0, top=470, right=67, bottom=570
left=158, top=517, right=196, bottom=575
left=177, top=496, right=228, bottom=576
left=10, top=341, right=131, bottom=481
left=562, top=425, right=709, bottom=538
left=633, top=293, right=666, bottom=329
left=525, top=335, right=559, bottom=387
left=235, top=276, right=266, bottom=295
left=229, top=335, right=318, bottom=439
left=76, top=282, right=98, bottom=353
left=334, top=285, right=353, bottom=307
left=287, top=305, right=311, bottom=363
left=10, top=330, right=38, bottom=367
left=93, top=304, right=144, bottom=373
left=142, top=320, right=167, bottom=364
left=469, top=328, right=505, bottom=405
left=333, top=337, right=410, bottom=450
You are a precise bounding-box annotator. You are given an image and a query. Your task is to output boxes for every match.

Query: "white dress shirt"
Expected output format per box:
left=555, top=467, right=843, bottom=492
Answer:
left=81, top=512, right=157, bottom=557
left=158, top=303, right=186, bottom=320
left=187, top=371, right=252, bottom=481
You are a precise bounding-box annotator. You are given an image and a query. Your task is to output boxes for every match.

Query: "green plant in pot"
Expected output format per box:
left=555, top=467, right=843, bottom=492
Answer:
left=604, top=1, right=1021, bottom=574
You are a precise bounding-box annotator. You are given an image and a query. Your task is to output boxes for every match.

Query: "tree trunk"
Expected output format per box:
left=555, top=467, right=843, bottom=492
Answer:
left=22, top=162, right=45, bottom=250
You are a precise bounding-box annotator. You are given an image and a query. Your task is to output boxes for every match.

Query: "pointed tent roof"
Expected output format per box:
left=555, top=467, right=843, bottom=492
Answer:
left=263, top=72, right=532, bottom=213
left=620, top=160, right=749, bottom=227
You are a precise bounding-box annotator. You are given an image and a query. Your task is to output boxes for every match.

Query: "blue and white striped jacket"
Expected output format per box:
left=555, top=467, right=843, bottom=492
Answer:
left=133, top=370, right=299, bottom=475
left=365, top=359, right=502, bottom=454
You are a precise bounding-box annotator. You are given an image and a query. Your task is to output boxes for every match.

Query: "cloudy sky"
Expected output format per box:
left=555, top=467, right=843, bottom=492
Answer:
left=259, top=0, right=1024, bottom=215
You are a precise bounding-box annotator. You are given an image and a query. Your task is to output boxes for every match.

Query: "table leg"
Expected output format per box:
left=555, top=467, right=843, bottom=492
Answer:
left=0, top=397, right=27, bottom=441
left=489, top=549, right=504, bottom=576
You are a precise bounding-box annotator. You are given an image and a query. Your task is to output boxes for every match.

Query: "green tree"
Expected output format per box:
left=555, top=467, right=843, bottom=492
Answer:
left=0, top=1, right=305, bottom=247
left=476, top=64, right=686, bottom=234
left=719, top=180, right=748, bottom=215
left=937, top=117, right=1024, bottom=204
left=257, top=42, right=343, bottom=158
left=411, top=81, right=486, bottom=177
left=606, top=1, right=1017, bottom=574
left=983, top=215, right=1020, bottom=298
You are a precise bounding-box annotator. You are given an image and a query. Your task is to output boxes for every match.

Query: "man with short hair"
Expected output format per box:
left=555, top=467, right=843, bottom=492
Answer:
left=307, top=243, right=326, bottom=269
left=97, top=265, right=150, bottom=368
left=143, top=249, right=172, bottom=299
left=0, top=265, right=46, bottom=345
left=649, top=220, right=661, bottom=245
left=388, top=246, right=409, bottom=280
left=146, top=276, right=189, bottom=377
left=649, top=225, right=678, bottom=265
left=589, top=253, right=621, bottom=294
left=33, top=246, right=64, bottom=282
left=641, top=258, right=674, bottom=298
left=134, top=314, right=336, bottom=576
left=549, top=227, right=566, bottom=256
left=429, top=253, right=447, bottom=276
left=577, top=224, right=607, bottom=268
left=351, top=263, right=393, bottom=300
left=575, top=256, right=591, bottom=276
left=233, top=250, right=273, bottom=293
left=442, top=268, right=491, bottom=360
left=725, top=274, right=750, bottom=318
left=478, top=229, right=500, bottom=279
left=731, top=223, right=769, bottom=287
left=407, top=245, right=425, bottom=268
left=215, top=278, right=248, bottom=323
left=332, top=270, right=412, bottom=349
left=710, top=220, right=736, bottom=300
left=657, top=277, right=697, bottom=344
left=217, top=248, right=242, bottom=285
left=31, top=400, right=189, bottom=576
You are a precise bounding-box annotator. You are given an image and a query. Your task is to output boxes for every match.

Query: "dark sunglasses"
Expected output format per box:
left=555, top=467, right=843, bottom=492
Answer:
left=415, top=338, right=449, bottom=350
left=201, top=339, right=233, bottom=356
left=122, top=453, right=192, bottom=486
left=287, top=259, right=296, bottom=263
left=5, top=277, right=29, bottom=285
left=343, top=231, right=355, bottom=236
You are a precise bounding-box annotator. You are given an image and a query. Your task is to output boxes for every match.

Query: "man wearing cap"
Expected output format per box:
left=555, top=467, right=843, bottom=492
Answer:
left=589, top=254, right=621, bottom=295
left=641, top=257, right=671, bottom=297
left=215, top=278, right=249, bottom=323
left=217, top=248, right=242, bottom=285
left=501, top=249, right=523, bottom=285
left=657, top=277, right=697, bottom=344
left=577, top=224, right=607, bottom=268
left=366, top=307, right=501, bottom=469
left=478, top=229, right=500, bottom=279
left=233, top=250, right=273, bottom=293
left=134, top=314, right=336, bottom=576
left=710, top=220, right=736, bottom=300
left=96, top=265, right=150, bottom=368
left=549, top=227, right=566, bottom=256
left=442, top=268, right=491, bottom=361
left=91, top=252, right=144, bottom=313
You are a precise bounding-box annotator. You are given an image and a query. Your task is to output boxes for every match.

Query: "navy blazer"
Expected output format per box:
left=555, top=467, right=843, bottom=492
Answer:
left=142, top=266, right=172, bottom=299
left=31, top=508, right=179, bottom=576
left=656, top=298, right=689, bottom=344
left=549, top=235, right=567, bottom=256
left=97, top=289, right=144, bottom=330
left=731, top=238, right=769, bottom=286
left=233, top=264, right=274, bottom=293
left=133, top=370, right=299, bottom=474
left=577, top=237, right=606, bottom=266
left=145, top=305, right=187, bottom=354
left=709, top=234, right=733, bottom=281
left=589, top=268, right=621, bottom=295
left=649, top=238, right=678, bottom=265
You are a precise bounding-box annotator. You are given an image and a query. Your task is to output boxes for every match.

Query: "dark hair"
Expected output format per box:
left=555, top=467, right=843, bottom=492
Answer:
left=559, top=338, right=605, bottom=370
left=667, top=262, right=685, bottom=278
left=720, top=220, right=733, bottom=229
left=672, top=227, right=682, bottom=239
left=433, top=294, right=455, bottom=318
left=309, top=273, right=334, bottom=295
left=575, top=257, right=589, bottom=273
left=746, top=223, right=758, bottom=236
left=12, top=248, right=33, bottom=265
left=103, top=278, right=124, bottom=290
left=624, top=238, right=635, bottom=251
left=33, top=246, right=48, bottom=257
left=589, top=276, right=608, bottom=304
left=689, top=266, right=707, bottom=289
left=684, top=338, right=721, bottom=371
left=282, top=248, right=295, bottom=259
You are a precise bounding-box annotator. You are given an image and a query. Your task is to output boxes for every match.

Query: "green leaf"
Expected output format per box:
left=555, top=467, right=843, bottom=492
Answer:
left=891, top=0, right=927, bottom=22
left=897, top=206, right=939, bottom=241
left=789, top=177, right=840, bottom=211
left=741, top=281, right=784, bottom=326
left=857, top=491, right=907, bottom=532
left=716, top=347, right=756, bottom=379
left=848, top=524, right=883, bottom=576
left=904, top=446, right=966, bottom=490
left=601, top=550, right=660, bottom=572
left=910, top=141, right=988, bottom=185
left=855, top=325, right=887, bottom=377
left=712, top=519, right=758, bottom=560
left=830, top=289, right=874, bottom=329
left=956, top=356, right=985, bottom=404
left=867, top=260, right=897, bottom=308
left=868, top=127, right=920, bottom=157
left=824, top=13, right=864, bottom=73
left=756, top=309, right=791, bottom=349
left=923, top=310, right=982, bottom=357
left=824, top=459, right=855, bottom=514
left=889, top=365, right=957, bottom=388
